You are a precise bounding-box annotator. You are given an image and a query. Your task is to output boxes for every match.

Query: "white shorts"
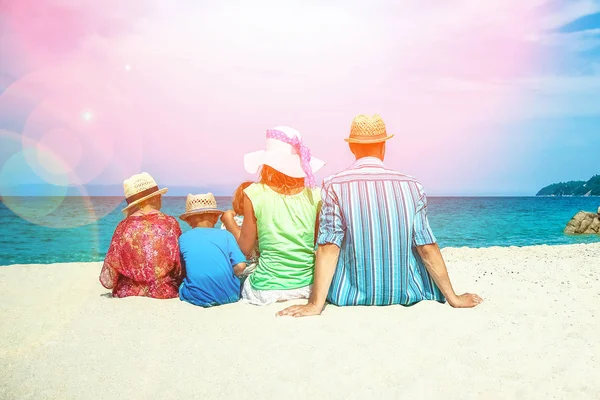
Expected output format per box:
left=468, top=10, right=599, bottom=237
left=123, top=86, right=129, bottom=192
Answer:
left=241, top=278, right=312, bottom=306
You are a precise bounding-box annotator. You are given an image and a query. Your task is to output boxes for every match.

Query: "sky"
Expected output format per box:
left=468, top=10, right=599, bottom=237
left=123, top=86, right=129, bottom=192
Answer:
left=0, top=0, right=599, bottom=197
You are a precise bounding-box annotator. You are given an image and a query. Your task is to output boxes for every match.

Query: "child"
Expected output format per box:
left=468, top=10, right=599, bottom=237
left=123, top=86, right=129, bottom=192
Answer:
left=221, top=182, right=253, bottom=230
left=178, top=193, right=246, bottom=307
left=222, top=181, right=259, bottom=277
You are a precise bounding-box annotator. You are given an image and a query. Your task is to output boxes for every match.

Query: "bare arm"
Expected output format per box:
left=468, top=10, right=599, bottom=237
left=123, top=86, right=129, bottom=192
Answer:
left=233, top=262, right=247, bottom=277
left=221, top=212, right=241, bottom=240
left=416, top=243, right=482, bottom=308
left=314, top=201, right=322, bottom=247
left=277, top=244, right=340, bottom=317
left=308, top=244, right=340, bottom=307
left=222, top=195, right=257, bottom=257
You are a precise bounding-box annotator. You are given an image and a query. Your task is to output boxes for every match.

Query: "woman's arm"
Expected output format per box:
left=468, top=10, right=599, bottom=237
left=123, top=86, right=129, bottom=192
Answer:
left=99, top=225, right=125, bottom=289
left=314, top=201, right=322, bottom=247
left=237, top=195, right=258, bottom=256
left=99, top=262, right=119, bottom=289
left=173, top=223, right=184, bottom=281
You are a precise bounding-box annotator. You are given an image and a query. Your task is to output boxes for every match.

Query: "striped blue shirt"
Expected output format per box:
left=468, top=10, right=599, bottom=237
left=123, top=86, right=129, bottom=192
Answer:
left=317, top=157, right=445, bottom=306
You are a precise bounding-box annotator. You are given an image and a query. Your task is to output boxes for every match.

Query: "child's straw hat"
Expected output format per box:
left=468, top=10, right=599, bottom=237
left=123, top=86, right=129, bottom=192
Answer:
left=179, top=193, right=223, bottom=221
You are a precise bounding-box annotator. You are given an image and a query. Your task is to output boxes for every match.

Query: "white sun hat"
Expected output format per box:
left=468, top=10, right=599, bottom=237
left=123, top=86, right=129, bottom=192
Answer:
left=243, top=126, right=325, bottom=186
left=122, top=172, right=168, bottom=213
left=179, top=193, right=223, bottom=221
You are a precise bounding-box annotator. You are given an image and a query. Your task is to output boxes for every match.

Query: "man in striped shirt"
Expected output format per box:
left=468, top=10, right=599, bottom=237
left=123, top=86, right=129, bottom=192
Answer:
left=279, top=114, right=482, bottom=317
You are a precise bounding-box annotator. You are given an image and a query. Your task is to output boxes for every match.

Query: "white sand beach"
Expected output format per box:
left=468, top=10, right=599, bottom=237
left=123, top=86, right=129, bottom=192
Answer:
left=1, top=243, right=599, bottom=399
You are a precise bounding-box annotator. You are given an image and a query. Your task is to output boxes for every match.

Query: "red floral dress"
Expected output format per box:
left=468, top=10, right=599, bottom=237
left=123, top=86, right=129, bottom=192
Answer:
left=100, top=213, right=183, bottom=298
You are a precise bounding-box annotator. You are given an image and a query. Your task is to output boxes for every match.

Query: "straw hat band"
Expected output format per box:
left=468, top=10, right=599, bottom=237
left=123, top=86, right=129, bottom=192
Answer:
left=121, top=172, right=168, bottom=213
left=354, top=131, right=389, bottom=140
left=125, top=185, right=160, bottom=204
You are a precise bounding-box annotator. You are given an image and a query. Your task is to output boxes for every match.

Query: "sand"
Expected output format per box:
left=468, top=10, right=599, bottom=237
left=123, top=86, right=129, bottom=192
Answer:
left=1, top=243, right=599, bottom=400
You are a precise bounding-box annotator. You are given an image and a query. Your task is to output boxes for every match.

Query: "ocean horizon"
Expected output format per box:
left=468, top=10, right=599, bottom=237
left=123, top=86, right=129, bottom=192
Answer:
left=1, top=196, right=599, bottom=266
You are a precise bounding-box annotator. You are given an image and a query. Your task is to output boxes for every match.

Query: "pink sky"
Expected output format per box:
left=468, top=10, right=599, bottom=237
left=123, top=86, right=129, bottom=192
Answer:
left=1, top=0, right=598, bottom=196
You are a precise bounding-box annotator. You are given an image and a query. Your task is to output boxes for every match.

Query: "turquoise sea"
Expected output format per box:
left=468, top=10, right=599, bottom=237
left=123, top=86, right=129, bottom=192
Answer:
left=1, top=196, right=599, bottom=266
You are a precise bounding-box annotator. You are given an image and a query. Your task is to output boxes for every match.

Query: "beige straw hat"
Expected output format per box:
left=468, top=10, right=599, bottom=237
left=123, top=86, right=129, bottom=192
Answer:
left=179, top=193, right=223, bottom=221
left=122, top=172, right=168, bottom=213
left=345, top=114, right=394, bottom=144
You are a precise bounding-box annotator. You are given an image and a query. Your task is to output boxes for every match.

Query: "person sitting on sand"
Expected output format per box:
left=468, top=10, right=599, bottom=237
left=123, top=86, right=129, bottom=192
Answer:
left=178, top=193, right=246, bottom=307
left=100, top=172, right=183, bottom=298
left=221, top=126, right=324, bottom=305
left=221, top=181, right=259, bottom=277
left=279, top=114, right=482, bottom=317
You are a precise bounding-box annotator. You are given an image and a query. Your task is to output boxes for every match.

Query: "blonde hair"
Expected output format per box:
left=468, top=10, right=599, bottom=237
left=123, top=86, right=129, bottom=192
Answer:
left=232, top=181, right=253, bottom=216
left=259, top=165, right=305, bottom=195
left=125, top=195, right=162, bottom=217
left=185, top=213, right=219, bottom=227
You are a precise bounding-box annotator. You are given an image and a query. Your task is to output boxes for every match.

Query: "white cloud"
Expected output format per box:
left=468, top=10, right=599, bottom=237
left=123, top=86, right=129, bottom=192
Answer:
left=539, top=0, right=600, bottom=30
left=534, top=28, right=600, bottom=51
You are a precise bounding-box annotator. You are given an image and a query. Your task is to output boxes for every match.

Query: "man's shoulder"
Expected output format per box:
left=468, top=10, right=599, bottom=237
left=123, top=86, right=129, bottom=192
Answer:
left=323, top=167, right=422, bottom=187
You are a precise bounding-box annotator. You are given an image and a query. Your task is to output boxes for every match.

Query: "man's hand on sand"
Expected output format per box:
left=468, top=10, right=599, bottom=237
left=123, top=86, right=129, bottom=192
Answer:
left=448, top=293, right=483, bottom=308
left=277, top=303, right=323, bottom=317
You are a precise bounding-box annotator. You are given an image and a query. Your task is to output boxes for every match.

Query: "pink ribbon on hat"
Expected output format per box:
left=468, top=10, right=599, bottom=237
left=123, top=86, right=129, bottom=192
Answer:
left=266, top=129, right=316, bottom=188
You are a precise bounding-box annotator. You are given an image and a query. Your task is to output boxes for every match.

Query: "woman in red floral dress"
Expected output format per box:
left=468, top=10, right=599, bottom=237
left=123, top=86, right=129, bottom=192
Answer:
left=99, top=173, right=182, bottom=298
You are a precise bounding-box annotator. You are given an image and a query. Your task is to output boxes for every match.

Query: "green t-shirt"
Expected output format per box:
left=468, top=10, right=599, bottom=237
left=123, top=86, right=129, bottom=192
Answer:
left=244, top=183, right=322, bottom=290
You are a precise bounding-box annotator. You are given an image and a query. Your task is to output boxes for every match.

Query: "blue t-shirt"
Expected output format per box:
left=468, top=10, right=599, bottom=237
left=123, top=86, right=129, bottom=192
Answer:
left=179, top=228, right=246, bottom=307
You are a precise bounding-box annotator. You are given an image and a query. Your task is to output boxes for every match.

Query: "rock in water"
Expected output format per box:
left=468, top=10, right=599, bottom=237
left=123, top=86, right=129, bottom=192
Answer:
left=564, top=211, right=600, bottom=234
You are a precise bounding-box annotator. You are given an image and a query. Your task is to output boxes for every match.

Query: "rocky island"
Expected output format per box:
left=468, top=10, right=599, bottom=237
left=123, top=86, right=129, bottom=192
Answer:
left=537, top=175, right=600, bottom=196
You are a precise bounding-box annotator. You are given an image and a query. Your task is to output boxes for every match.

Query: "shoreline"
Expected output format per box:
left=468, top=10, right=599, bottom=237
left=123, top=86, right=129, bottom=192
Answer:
left=1, top=242, right=599, bottom=399
left=3, top=195, right=600, bottom=199
left=2, top=241, right=599, bottom=268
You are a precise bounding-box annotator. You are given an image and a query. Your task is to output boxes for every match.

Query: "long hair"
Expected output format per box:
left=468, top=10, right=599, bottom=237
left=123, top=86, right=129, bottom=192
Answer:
left=259, top=165, right=305, bottom=195
left=232, top=181, right=254, bottom=216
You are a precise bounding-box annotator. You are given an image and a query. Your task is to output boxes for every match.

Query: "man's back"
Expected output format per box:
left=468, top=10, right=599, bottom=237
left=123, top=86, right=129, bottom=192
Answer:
left=318, top=157, right=445, bottom=306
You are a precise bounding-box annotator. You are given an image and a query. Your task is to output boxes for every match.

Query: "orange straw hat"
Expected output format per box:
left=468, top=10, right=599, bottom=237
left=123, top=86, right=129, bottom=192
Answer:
left=179, top=193, right=223, bottom=221
left=121, top=172, right=168, bottom=213
left=345, top=114, right=394, bottom=144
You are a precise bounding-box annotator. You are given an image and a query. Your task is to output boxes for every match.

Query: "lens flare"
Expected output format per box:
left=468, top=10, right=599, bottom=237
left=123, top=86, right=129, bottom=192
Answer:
left=1, top=64, right=145, bottom=225
left=20, top=94, right=137, bottom=186
left=36, top=128, right=83, bottom=177
left=0, top=149, right=68, bottom=223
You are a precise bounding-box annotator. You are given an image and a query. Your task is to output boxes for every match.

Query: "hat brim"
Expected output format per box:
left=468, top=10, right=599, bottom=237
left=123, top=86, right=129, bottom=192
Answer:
left=244, top=150, right=325, bottom=179
left=344, top=134, right=394, bottom=144
left=179, top=209, right=224, bottom=221
left=122, top=188, right=168, bottom=213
